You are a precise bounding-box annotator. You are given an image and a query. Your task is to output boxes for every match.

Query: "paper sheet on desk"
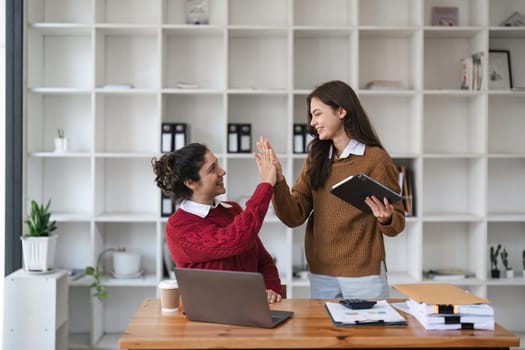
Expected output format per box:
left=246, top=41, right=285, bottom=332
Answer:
left=325, top=300, right=407, bottom=326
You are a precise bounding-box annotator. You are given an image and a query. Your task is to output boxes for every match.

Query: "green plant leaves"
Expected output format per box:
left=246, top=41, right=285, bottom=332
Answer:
left=85, top=265, right=108, bottom=301
left=23, top=199, right=57, bottom=237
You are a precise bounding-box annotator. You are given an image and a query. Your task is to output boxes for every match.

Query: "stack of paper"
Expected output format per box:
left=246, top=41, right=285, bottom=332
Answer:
left=393, top=283, right=495, bottom=330
left=325, top=300, right=406, bottom=326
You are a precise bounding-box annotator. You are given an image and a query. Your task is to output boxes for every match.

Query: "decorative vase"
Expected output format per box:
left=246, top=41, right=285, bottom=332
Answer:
left=505, top=269, right=514, bottom=278
left=21, top=235, right=58, bottom=272
left=54, top=137, right=68, bottom=152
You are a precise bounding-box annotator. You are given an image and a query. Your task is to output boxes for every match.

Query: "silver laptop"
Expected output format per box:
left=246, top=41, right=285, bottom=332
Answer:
left=174, top=268, right=293, bottom=328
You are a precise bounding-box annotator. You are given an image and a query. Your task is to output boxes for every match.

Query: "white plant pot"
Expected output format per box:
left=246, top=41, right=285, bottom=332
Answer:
left=113, top=251, right=141, bottom=276
left=54, top=137, right=68, bottom=152
left=21, top=235, right=58, bottom=272
left=505, top=269, right=514, bottom=278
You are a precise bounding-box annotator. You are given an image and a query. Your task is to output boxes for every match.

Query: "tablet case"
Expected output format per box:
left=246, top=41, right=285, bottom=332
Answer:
left=330, top=173, right=402, bottom=214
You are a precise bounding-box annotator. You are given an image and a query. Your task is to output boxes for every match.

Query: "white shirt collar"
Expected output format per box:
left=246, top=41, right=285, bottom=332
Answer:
left=180, top=199, right=233, bottom=218
left=329, top=139, right=366, bottom=159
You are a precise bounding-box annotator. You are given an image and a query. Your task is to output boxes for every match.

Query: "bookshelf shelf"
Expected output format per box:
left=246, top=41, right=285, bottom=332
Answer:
left=23, top=0, right=525, bottom=348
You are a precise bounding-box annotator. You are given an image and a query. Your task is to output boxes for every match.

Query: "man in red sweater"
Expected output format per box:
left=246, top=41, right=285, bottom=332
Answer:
left=152, top=143, right=282, bottom=303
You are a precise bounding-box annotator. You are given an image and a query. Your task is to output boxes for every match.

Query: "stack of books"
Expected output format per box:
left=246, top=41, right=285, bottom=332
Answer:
left=394, top=283, right=495, bottom=330
left=460, top=52, right=484, bottom=90
left=364, top=80, right=403, bottom=90
left=423, top=268, right=475, bottom=281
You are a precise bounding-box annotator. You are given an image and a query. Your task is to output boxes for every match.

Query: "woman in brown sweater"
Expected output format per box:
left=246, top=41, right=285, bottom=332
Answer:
left=257, top=80, right=405, bottom=299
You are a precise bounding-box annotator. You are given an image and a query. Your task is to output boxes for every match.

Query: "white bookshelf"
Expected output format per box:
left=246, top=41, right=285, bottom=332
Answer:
left=23, top=0, right=525, bottom=348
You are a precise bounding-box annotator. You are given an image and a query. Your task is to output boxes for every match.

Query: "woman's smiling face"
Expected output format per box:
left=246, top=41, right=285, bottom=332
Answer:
left=188, top=151, right=226, bottom=204
left=309, top=96, right=347, bottom=141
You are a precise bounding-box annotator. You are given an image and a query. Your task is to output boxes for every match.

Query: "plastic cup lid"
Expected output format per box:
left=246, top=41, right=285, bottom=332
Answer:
left=158, top=279, right=178, bottom=289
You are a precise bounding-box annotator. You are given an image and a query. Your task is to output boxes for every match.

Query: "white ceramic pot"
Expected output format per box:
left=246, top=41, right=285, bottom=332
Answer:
left=54, top=137, right=68, bottom=152
left=21, top=235, right=58, bottom=272
left=113, top=251, right=141, bottom=276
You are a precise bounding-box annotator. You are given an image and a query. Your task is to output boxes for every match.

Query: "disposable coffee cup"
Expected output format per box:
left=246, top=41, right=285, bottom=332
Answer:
left=158, top=280, right=179, bottom=313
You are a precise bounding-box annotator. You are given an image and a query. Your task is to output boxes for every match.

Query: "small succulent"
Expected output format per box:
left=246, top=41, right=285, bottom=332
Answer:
left=490, top=244, right=501, bottom=271
left=500, top=248, right=510, bottom=271
left=57, top=128, right=65, bottom=138
left=23, top=199, right=57, bottom=238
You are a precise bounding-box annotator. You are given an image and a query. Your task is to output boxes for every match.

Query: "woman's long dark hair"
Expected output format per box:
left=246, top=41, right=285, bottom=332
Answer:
left=151, top=143, right=208, bottom=204
left=306, top=80, right=384, bottom=190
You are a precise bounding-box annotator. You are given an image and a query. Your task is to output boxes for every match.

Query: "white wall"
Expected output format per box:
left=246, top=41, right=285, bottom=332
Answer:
left=1, top=0, right=7, bottom=345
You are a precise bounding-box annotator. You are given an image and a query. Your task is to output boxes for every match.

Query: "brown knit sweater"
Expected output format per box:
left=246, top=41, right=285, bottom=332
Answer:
left=272, top=146, right=405, bottom=277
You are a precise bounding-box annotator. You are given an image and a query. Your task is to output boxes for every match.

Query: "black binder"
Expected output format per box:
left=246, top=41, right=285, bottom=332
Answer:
left=238, top=124, right=252, bottom=153
left=161, top=123, right=174, bottom=153
left=293, top=124, right=306, bottom=153
left=161, top=192, right=174, bottom=217
left=173, top=123, right=187, bottom=150
left=161, top=122, right=188, bottom=152
left=227, top=124, right=239, bottom=153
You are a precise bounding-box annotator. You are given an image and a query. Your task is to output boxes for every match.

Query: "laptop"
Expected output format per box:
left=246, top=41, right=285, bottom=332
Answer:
left=174, top=268, right=294, bottom=328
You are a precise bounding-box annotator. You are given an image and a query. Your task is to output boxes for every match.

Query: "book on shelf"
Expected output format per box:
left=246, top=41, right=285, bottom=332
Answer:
left=365, top=80, right=403, bottom=90
left=431, top=6, right=458, bottom=26
left=176, top=81, right=199, bottom=89
left=460, top=52, right=484, bottom=91
left=423, top=268, right=475, bottom=281
left=330, top=173, right=402, bottom=215
left=397, top=165, right=414, bottom=217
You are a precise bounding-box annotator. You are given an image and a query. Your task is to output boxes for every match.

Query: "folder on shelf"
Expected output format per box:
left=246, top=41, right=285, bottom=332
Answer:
left=397, top=165, right=413, bottom=216
left=293, top=124, right=306, bottom=153
left=305, top=132, right=314, bottom=149
left=173, top=123, right=188, bottom=151
left=325, top=300, right=407, bottom=327
left=330, top=173, right=402, bottom=214
left=161, top=192, right=174, bottom=217
left=161, top=122, right=188, bottom=152
left=161, top=123, right=174, bottom=153
left=238, top=124, right=252, bottom=153
left=227, top=123, right=239, bottom=153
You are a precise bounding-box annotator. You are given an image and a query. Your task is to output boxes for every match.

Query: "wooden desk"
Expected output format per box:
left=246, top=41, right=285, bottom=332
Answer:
left=119, top=299, right=519, bottom=350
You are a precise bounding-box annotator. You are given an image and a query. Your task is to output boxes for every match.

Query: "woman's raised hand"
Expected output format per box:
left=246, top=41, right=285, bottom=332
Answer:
left=256, top=137, right=283, bottom=183
left=254, top=137, right=277, bottom=186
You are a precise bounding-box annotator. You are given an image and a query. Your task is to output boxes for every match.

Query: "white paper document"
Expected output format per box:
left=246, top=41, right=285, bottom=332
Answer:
left=325, top=300, right=406, bottom=326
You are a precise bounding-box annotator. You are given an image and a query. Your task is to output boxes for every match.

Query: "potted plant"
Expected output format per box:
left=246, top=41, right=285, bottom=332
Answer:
left=54, top=128, right=68, bottom=152
left=500, top=247, right=514, bottom=278
left=85, top=247, right=125, bottom=301
left=21, top=199, right=58, bottom=272
left=490, top=244, right=501, bottom=278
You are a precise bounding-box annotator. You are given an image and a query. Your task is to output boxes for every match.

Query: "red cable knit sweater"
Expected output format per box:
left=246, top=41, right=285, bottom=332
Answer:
left=165, top=183, right=282, bottom=294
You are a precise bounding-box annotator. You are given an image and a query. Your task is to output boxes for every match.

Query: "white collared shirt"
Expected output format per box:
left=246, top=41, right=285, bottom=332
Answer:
left=180, top=199, right=233, bottom=218
left=328, top=139, right=366, bottom=159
